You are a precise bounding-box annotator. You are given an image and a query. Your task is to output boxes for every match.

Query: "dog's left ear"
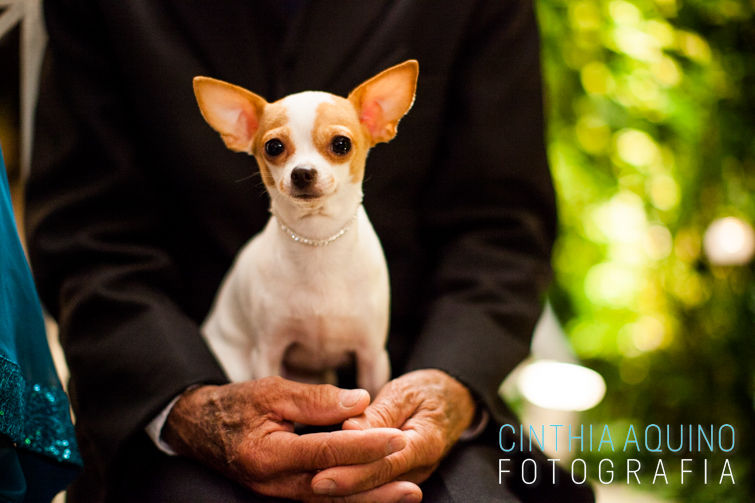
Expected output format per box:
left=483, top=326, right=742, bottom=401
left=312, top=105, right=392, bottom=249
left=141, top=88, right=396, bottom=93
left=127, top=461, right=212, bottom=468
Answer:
left=348, top=60, right=418, bottom=145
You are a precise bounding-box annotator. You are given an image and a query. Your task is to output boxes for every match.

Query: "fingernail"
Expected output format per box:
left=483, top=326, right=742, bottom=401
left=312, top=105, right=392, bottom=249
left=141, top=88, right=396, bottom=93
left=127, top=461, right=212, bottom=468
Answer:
left=312, top=478, right=337, bottom=495
left=388, top=435, right=406, bottom=454
left=339, top=389, right=366, bottom=408
left=399, top=494, right=421, bottom=503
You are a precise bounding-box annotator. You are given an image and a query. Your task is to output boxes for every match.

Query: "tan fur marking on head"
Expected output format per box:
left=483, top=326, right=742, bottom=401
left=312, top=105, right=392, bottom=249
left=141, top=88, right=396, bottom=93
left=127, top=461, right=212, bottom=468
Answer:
left=251, top=102, right=292, bottom=188
left=260, top=128, right=295, bottom=164
left=255, top=158, right=275, bottom=187
left=258, top=102, right=288, bottom=133
left=252, top=102, right=289, bottom=156
left=313, top=99, right=370, bottom=183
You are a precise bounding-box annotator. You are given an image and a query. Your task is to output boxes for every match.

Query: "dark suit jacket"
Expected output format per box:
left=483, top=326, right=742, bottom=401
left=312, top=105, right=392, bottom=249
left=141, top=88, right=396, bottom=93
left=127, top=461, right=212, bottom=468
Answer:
left=26, top=0, right=556, bottom=499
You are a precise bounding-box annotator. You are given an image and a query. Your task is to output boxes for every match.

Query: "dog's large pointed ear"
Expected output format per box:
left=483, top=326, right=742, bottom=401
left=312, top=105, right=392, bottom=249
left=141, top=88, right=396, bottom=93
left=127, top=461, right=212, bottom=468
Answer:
left=348, top=60, right=418, bottom=146
left=193, top=76, right=267, bottom=153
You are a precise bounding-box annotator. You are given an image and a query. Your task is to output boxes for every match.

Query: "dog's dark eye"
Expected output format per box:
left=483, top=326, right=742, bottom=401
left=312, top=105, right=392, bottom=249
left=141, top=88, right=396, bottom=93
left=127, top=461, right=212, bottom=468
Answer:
left=265, top=139, right=285, bottom=157
left=331, top=135, right=351, bottom=156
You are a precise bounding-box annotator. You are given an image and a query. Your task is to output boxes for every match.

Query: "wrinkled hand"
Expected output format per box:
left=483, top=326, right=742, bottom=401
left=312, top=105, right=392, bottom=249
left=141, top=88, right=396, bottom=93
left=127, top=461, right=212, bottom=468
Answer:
left=310, top=369, right=475, bottom=498
left=163, top=377, right=421, bottom=501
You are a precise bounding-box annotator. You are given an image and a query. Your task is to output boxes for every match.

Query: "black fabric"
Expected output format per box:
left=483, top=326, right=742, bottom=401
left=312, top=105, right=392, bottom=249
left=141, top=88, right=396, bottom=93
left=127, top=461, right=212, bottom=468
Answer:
left=26, top=0, right=581, bottom=500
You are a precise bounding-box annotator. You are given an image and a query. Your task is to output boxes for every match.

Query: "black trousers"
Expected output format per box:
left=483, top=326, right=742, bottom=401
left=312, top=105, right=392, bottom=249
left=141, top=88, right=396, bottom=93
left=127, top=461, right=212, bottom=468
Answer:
left=70, top=424, right=595, bottom=503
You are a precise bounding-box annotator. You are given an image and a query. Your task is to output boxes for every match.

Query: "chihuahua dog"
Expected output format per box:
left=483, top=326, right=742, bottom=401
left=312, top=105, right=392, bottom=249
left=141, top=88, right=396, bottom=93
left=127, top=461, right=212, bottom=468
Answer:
left=193, top=60, right=418, bottom=396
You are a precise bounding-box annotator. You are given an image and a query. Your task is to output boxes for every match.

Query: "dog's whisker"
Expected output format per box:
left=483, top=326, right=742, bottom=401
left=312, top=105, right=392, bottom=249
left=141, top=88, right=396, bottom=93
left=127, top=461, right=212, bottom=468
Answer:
left=234, top=173, right=258, bottom=184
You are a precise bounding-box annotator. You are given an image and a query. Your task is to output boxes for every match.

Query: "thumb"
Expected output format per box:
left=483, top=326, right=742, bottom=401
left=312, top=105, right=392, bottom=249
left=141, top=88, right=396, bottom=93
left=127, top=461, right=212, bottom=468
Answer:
left=342, top=387, right=415, bottom=430
left=264, top=378, right=370, bottom=425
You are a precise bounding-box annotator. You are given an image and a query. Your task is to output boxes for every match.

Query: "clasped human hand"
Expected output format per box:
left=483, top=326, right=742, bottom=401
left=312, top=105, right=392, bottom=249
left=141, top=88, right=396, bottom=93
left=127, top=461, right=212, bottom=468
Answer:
left=164, top=371, right=474, bottom=502
left=312, top=369, right=475, bottom=499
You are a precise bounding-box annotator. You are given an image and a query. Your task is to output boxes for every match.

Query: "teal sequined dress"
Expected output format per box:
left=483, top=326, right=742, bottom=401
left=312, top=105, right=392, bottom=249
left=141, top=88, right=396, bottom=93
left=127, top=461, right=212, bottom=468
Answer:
left=0, top=145, right=81, bottom=502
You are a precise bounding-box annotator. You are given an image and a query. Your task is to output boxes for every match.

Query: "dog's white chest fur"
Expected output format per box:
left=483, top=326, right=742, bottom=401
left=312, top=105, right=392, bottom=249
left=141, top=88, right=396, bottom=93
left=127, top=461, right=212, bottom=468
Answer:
left=193, top=60, right=417, bottom=396
left=202, top=207, right=390, bottom=394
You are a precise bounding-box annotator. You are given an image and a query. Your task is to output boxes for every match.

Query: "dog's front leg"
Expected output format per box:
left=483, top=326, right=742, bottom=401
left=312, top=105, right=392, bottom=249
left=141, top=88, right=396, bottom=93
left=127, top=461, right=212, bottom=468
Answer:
left=356, top=346, right=390, bottom=398
left=250, top=336, right=289, bottom=379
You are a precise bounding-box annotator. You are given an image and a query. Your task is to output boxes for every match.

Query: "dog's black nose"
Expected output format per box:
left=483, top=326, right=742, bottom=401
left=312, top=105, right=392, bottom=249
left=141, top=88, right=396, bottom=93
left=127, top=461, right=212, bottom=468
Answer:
left=291, top=166, right=317, bottom=189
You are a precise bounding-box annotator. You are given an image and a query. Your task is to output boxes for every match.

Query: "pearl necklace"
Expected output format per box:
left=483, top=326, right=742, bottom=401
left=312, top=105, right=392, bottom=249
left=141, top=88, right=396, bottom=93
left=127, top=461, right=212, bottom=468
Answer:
left=273, top=206, right=361, bottom=247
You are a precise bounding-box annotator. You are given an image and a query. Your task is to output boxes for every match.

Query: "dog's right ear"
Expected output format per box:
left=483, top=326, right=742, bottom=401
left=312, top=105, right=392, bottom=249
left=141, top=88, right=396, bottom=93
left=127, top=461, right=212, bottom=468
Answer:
left=193, top=77, right=267, bottom=153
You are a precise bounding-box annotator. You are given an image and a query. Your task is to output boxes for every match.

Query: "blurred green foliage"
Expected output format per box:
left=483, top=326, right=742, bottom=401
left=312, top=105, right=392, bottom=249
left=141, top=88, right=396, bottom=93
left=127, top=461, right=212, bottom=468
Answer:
left=536, top=0, right=754, bottom=500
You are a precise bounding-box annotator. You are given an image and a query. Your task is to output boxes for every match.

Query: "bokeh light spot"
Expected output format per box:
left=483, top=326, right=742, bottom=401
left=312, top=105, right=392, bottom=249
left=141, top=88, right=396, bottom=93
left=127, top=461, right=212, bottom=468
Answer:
left=631, top=315, right=667, bottom=352
left=648, top=173, right=680, bottom=210
left=518, top=360, right=606, bottom=411
left=569, top=1, right=602, bottom=31
left=576, top=115, right=612, bottom=154
left=615, top=129, right=660, bottom=167
left=703, top=216, right=755, bottom=265
left=645, top=19, right=675, bottom=49
left=580, top=61, right=614, bottom=95
left=608, top=0, right=642, bottom=25
left=592, top=191, right=648, bottom=244
left=614, top=27, right=661, bottom=62
left=644, top=224, right=673, bottom=260
left=651, top=55, right=682, bottom=87
left=676, top=31, right=712, bottom=64
left=585, top=261, right=643, bottom=307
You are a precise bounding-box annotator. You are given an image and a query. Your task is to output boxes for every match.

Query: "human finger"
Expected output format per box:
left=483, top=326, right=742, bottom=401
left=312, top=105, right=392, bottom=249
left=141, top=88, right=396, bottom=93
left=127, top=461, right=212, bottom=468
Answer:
left=307, top=481, right=422, bottom=503
left=255, top=427, right=406, bottom=474
left=250, top=473, right=422, bottom=503
left=342, top=382, right=415, bottom=431
left=260, top=377, right=371, bottom=425
left=310, top=428, right=442, bottom=496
